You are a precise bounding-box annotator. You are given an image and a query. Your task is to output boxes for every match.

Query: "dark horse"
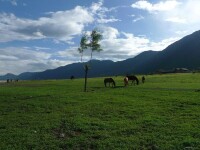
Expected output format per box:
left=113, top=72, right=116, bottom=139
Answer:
left=126, top=75, right=139, bottom=85
left=104, top=78, right=116, bottom=87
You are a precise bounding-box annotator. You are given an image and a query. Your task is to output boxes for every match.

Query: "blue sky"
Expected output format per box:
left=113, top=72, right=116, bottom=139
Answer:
left=0, top=0, right=200, bottom=75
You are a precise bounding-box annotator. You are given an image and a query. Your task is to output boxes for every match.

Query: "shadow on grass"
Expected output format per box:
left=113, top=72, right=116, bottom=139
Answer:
left=92, top=85, right=125, bottom=89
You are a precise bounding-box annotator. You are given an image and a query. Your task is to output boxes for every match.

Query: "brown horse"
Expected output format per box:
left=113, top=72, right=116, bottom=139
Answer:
left=126, top=75, right=139, bottom=85
left=104, top=78, right=116, bottom=87
left=124, top=77, right=128, bottom=86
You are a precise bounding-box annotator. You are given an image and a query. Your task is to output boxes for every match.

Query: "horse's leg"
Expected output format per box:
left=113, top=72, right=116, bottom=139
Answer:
left=104, top=81, right=107, bottom=87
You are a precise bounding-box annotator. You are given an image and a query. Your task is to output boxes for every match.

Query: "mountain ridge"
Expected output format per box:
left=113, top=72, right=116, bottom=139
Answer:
left=1, top=30, right=200, bottom=80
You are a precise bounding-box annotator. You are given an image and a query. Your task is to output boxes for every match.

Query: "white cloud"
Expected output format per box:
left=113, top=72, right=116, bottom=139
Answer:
left=165, top=17, right=186, bottom=24
left=132, top=0, right=181, bottom=13
left=90, top=0, right=120, bottom=24
left=164, top=0, right=200, bottom=24
left=97, top=17, right=120, bottom=24
left=132, top=0, right=200, bottom=26
left=148, top=37, right=180, bottom=51
left=0, top=47, right=72, bottom=75
left=100, top=26, right=119, bottom=39
left=0, top=6, right=93, bottom=42
left=90, top=0, right=104, bottom=14
left=132, top=15, right=144, bottom=22
left=34, top=46, right=51, bottom=51
left=97, top=26, right=180, bottom=61
left=0, top=0, right=121, bottom=43
left=131, top=0, right=200, bottom=36
left=175, top=30, right=189, bottom=35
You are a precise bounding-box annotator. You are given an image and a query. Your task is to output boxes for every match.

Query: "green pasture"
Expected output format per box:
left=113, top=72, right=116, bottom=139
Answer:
left=0, top=73, right=200, bottom=149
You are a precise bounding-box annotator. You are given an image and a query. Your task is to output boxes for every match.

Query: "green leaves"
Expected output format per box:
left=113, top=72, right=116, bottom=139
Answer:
left=77, top=28, right=103, bottom=61
left=91, top=29, right=102, bottom=52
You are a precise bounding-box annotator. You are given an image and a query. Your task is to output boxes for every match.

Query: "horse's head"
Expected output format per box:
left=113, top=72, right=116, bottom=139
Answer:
left=113, top=80, right=116, bottom=87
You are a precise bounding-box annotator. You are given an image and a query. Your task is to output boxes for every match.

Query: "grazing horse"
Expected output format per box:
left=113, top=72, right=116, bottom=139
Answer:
left=70, top=75, right=74, bottom=80
left=124, top=77, right=129, bottom=86
left=126, top=75, right=139, bottom=85
left=142, top=76, right=145, bottom=83
left=104, top=78, right=116, bottom=87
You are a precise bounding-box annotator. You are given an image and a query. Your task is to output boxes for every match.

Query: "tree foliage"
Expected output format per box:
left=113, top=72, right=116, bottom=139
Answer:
left=78, top=28, right=102, bottom=61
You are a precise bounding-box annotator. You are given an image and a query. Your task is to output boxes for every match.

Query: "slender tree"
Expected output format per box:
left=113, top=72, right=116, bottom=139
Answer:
left=78, top=34, right=88, bottom=62
left=90, top=29, right=102, bottom=60
left=77, top=28, right=102, bottom=92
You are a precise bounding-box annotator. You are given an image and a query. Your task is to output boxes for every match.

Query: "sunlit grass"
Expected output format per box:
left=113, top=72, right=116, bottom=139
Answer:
left=0, top=73, right=200, bottom=149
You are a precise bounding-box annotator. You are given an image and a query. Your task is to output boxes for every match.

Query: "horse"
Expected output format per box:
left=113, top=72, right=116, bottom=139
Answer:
left=70, top=75, right=74, bottom=80
left=104, top=78, right=116, bottom=87
left=124, top=77, right=129, bottom=86
left=142, top=76, right=145, bottom=83
left=126, top=75, right=139, bottom=85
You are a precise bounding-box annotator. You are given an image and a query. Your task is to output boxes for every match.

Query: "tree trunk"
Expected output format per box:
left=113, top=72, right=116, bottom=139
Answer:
left=81, top=54, right=83, bottom=62
left=90, top=51, right=93, bottom=60
left=84, top=64, right=88, bottom=92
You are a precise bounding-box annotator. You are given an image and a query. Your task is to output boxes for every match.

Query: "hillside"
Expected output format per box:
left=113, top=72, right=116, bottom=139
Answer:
left=0, top=30, right=200, bottom=80
left=138, top=30, right=200, bottom=73
left=0, top=73, right=17, bottom=80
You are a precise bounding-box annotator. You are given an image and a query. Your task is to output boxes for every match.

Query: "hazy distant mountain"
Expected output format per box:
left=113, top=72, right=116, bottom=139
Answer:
left=0, top=73, right=17, bottom=80
left=31, top=60, right=115, bottom=79
left=0, top=30, right=200, bottom=80
left=17, top=72, right=38, bottom=80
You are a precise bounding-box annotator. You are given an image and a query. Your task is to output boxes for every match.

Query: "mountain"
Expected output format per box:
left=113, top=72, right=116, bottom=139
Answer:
left=136, top=30, right=200, bottom=73
left=0, top=73, right=17, bottom=80
left=0, top=30, right=200, bottom=80
left=31, top=60, right=115, bottom=79
left=18, top=72, right=38, bottom=80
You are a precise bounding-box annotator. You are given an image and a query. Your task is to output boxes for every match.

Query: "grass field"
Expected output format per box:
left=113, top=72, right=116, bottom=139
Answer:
left=0, top=73, right=200, bottom=149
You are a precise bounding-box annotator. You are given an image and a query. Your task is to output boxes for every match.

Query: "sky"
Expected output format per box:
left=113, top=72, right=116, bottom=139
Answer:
left=0, top=0, right=200, bottom=75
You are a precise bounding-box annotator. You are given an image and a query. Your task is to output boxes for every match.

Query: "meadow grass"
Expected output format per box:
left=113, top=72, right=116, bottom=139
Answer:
left=0, top=73, right=200, bottom=149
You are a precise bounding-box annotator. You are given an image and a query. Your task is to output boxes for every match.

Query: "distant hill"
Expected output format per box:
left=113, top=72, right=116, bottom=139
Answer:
left=0, top=30, right=200, bottom=80
left=0, top=73, right=17, bottom=80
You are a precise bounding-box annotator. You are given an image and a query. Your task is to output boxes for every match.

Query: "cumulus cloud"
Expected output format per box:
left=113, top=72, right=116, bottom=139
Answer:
left=131, top=0, right=200, bottom=37
left=132, top=0, right=200, bottom=26
left=131, top=0, right=181, bottom=13
left=57, top=26, right=181, bottom=62
left=0, top=0, right=121, bottom=43
left=164, top=0, right=200, bottom=24
left=0, top=6, right=93, bottom=42
left=0, top=47, right=71, bottom=75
